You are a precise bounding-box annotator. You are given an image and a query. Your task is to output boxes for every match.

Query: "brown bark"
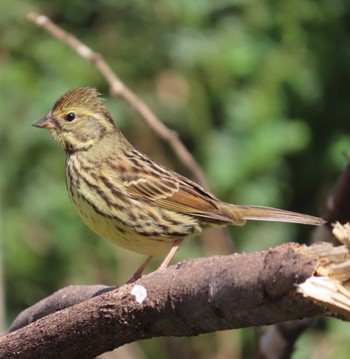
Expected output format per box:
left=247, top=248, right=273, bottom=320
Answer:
left=2, top=242, right=336, bottom=359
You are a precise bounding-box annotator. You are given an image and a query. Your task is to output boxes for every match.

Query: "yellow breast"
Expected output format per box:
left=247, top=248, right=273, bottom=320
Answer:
left=66, top=177, right=201, bottom=255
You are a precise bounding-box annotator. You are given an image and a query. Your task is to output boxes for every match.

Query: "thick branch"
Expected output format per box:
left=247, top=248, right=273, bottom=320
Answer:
left=7, top=285, right=115, bottom=333
left=3, top=241, right=350, bottom=359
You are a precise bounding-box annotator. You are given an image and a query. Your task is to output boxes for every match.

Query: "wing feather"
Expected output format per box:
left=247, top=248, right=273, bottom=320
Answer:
left=122, top=171, right=233, bottom=223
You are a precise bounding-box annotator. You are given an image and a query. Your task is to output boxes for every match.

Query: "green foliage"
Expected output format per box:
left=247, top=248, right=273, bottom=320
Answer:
left=1, top=0, right=350, bottom=357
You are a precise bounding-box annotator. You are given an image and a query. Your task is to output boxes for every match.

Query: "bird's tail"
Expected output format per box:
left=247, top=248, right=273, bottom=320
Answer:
left=225, top=204, right=325, bottom=226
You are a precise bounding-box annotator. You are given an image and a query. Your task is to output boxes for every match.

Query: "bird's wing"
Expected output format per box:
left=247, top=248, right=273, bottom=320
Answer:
left=120, top=171, right=234, bottom=223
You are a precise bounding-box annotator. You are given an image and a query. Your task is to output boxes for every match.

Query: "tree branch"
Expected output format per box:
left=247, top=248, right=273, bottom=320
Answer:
left=3, top=241, right=350, bottom=359
left=254, top=159, right=350, bottom=359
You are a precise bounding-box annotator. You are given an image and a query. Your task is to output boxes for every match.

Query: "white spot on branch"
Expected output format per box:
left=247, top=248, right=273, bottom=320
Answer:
left=131, top=285, right=147, bottom=304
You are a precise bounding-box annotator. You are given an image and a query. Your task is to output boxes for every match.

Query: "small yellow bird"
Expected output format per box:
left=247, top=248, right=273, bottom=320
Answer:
left=33, top=87, right=325, bottom=281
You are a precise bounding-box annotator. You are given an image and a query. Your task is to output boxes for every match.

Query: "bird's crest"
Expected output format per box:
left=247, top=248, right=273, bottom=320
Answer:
left=52, top=87, right=114, bottom=123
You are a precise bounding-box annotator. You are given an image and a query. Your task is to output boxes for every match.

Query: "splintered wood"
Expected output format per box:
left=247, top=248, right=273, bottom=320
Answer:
left=297, top=222, right=350, bottom=319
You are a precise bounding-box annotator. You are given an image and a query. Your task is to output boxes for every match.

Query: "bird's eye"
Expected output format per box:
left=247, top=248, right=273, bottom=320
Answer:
left=65, top=112, right=76, bottom=122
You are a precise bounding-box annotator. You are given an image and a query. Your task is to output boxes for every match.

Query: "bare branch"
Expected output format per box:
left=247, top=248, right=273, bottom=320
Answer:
left=254, top=159, right=350, bottom=359
left=255, top=319, right=312, bottom=359
left=3, top=241, right=350, bottom=359
left=25, top=12, right=209, bottom=189
left=323, top=158, right=350, bottom=225
left=7, top=285, right=114, bottom=333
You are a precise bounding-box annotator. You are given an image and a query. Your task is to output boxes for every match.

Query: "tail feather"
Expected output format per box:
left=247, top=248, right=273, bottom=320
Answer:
left=228, top=205, right=325, bottom=226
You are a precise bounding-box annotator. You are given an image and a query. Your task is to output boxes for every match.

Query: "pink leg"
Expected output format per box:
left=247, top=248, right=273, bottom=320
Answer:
left=156, top=239, right=183, bottom=272
left=127, top=255, right=153, bottom=283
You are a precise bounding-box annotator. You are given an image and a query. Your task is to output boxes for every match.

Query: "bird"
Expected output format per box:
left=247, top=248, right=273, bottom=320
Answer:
left=33, top=87, right=325, bottom=281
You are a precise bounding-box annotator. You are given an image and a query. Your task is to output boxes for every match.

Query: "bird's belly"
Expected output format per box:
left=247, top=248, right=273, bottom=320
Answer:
left=79, top=208, right=176, bottom=255
left=69, top=187, right=201, bottom=256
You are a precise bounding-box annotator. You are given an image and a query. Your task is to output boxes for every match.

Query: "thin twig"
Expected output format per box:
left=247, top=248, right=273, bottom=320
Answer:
left=25, top=12, right=209, bottom=189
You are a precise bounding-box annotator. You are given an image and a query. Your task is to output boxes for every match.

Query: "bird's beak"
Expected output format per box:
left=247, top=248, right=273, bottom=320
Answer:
left=32, top=116, right=56, bottom=129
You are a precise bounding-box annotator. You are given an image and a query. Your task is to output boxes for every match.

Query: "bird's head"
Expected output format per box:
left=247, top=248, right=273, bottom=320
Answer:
left=33, top=87, right=117, bottom=153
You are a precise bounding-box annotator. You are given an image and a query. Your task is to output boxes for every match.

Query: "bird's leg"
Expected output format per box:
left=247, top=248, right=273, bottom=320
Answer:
left=127, top=239, right=183, bottom=283
left=156, top=238, right=183, bottom=272
left=127, top=255, right=153, bottom=283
